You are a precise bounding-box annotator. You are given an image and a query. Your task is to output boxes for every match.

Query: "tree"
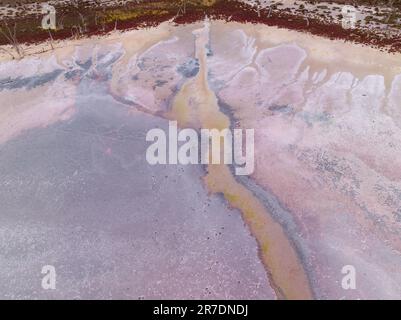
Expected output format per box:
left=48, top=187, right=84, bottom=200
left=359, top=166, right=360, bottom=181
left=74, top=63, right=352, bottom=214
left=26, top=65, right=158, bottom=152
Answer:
left=0, top=21, right=23, bottom=59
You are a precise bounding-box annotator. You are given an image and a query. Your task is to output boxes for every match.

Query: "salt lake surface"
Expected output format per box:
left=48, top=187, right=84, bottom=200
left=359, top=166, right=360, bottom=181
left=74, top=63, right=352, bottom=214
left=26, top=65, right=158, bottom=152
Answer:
left=0, top=20, right=400, bottom=299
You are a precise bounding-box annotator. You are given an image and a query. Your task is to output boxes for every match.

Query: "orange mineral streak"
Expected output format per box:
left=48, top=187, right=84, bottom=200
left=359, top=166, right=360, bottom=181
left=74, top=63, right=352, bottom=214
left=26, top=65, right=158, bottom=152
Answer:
left=168, top=20, right=313, bottom=300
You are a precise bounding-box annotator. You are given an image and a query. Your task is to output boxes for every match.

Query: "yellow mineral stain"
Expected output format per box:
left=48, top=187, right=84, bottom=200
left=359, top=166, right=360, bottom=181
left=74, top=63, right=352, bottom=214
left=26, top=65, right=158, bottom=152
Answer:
left=169, top=20, right=313, bottom=299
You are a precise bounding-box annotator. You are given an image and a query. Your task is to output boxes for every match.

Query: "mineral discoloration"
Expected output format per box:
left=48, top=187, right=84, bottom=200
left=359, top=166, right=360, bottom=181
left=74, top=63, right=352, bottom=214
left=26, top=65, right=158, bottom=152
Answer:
left=0, top=20, right=400, bottom=299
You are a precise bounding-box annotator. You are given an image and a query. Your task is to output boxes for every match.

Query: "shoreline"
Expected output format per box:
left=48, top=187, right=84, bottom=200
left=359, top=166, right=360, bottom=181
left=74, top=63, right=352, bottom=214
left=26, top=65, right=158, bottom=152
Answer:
left=1, top=0, right=401, bottom=61
left=3, top=19, right=399, bottom=74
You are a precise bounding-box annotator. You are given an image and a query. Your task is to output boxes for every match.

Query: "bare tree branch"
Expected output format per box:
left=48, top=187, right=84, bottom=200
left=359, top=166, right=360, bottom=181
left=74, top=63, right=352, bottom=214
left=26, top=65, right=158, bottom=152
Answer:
left=0, top=21, right=23, bottom=59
